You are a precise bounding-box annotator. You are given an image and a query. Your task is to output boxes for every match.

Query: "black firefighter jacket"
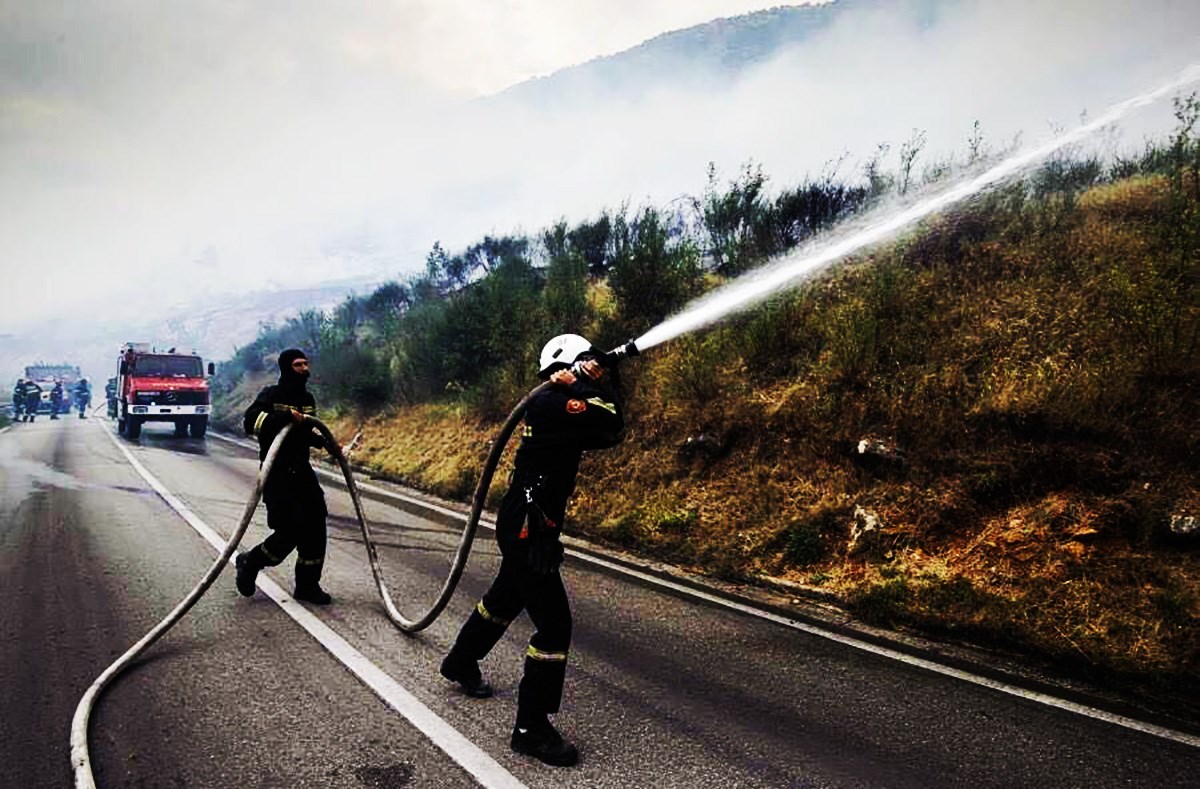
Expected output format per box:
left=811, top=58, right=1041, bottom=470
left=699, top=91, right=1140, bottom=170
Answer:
left=243, top=384, right=325, bottom=471
left=508, top=374, right=625, bottom=529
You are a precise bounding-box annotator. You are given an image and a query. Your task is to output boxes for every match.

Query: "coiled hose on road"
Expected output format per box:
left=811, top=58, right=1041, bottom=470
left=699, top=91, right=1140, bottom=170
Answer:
left=70, top=391, right=545, bottom=788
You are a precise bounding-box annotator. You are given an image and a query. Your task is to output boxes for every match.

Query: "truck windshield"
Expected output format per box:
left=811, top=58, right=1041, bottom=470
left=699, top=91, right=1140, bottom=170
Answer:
left=134, top=356, right=203, bottom=378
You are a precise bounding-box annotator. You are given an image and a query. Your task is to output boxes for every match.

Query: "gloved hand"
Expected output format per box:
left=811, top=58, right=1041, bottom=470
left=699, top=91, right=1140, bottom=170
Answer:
left=527, top=514, right=565, bottom=575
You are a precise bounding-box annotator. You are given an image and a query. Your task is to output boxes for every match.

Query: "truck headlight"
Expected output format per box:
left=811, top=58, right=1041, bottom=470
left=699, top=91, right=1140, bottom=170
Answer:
left=132, top=406, right=148, bottom=414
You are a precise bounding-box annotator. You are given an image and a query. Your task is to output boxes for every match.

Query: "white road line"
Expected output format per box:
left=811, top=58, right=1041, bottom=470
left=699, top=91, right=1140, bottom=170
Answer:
left=577, top=553, right=1200, bottom=749
left=100, top=424, right=526, bottom=789
left=212, top=430, right=1200, bottom=749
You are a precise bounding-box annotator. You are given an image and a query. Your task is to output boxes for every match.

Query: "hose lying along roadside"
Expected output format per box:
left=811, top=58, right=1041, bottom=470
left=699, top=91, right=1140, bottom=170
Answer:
left=69, top=397, right=549, bottom=788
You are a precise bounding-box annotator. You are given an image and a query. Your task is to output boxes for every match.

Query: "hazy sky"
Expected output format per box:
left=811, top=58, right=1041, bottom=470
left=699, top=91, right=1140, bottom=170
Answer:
left=0, top=0, right=821, bottom=332
left=1, top=0, right=1197, bottom=336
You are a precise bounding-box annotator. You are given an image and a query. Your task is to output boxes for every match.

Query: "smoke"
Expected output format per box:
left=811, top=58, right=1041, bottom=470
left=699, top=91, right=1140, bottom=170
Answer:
left=456, top=0, right=1200, bottom=237
left=365, top=0, right=1200, bottom=264
left=635, top=63, right=1200, bottom=351
left=0, top=0, right=1197, bottom=347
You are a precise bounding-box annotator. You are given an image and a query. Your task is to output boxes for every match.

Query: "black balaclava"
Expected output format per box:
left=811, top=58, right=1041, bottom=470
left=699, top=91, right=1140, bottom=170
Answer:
left=278, top=348, right=310, bottom=389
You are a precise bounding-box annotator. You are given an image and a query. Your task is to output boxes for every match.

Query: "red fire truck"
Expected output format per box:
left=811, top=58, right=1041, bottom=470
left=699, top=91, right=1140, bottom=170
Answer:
left=113, top=343, right=214, bottom=439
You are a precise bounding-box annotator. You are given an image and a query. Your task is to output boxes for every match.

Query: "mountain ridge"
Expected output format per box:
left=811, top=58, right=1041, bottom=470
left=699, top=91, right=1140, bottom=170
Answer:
left=487, top=1, right=896, bottom=107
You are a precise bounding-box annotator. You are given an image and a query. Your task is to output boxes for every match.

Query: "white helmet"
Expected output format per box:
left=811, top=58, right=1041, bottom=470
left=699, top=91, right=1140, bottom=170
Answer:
left=538, top=334, right=594, bottom=379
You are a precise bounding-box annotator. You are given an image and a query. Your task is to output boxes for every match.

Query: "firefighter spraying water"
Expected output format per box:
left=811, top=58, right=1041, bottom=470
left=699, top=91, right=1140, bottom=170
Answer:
left=440, top=333, right=630, bottom=767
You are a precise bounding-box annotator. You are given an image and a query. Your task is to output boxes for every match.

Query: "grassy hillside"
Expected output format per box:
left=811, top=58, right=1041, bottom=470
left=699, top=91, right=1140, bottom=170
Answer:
left=214, top=109, right=1200, bottom=703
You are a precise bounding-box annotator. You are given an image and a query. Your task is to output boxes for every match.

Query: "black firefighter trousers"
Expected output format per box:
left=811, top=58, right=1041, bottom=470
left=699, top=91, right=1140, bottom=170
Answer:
left=446, top=478, right=573, bottom=721
left=246, top=464, right=328, bottom=589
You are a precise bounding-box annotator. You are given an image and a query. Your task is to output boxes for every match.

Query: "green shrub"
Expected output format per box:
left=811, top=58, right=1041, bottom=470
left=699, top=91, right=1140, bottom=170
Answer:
left=784, top=520, right=826, bottom=566
left=657, top=507, right=699, bottom=533
left=607, top=205, right=704, bottom=334
left=602, top=512, right=640, bottom=545
left=656, top=333, right=731, bottom=406
left=848, top=577, right=912, bottom=626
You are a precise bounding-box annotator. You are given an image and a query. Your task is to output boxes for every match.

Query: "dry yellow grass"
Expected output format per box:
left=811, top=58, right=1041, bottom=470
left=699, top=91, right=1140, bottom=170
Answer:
left=322, top=404, right=515, bottom=504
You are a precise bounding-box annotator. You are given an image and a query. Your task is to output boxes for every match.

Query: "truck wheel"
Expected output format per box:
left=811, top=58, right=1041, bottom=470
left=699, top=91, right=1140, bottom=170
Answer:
left=117, top=416, right=127, bottom=435
left=174, top=420, right=189, bottom=437
left=190, top=416, right=208, bottom=438
left=127, top=417, right=142, bottom=439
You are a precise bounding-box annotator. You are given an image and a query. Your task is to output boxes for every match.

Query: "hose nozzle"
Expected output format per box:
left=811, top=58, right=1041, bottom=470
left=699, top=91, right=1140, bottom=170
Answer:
left=600, top=339, right=639, bottom=369
left=568, top=339, right=640, bottom=377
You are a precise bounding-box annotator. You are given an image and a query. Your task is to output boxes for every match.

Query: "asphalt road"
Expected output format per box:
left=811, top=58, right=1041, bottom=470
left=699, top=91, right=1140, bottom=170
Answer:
left=2, top=416, right=1199, bottom=788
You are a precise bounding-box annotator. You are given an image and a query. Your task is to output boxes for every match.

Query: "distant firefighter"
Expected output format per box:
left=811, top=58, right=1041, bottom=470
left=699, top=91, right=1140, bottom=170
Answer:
left=73, top=377, right=92, bottom=418
left=49, top=380, right=64, bottom=420
left=11, top=379, right=24, bottom=421
left=21, top=379, right=42, bottom=422
left=105, top=377, right=117, bottom=419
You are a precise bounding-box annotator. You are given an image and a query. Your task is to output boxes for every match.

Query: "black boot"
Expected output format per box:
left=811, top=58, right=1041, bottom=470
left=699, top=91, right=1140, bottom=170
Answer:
left=294, top=559, right=331, bottom=605
left=510, top=717, right=578, bottom=767
left=440, top=654, right=494, bottom=698
left=235, top=550, right=262, bottom=597
left=293, top=585, right=332, bottom=605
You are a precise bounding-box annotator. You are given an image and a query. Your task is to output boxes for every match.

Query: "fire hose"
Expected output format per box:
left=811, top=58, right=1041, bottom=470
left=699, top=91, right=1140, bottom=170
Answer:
left=70, top=340, right=637, bottom=787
